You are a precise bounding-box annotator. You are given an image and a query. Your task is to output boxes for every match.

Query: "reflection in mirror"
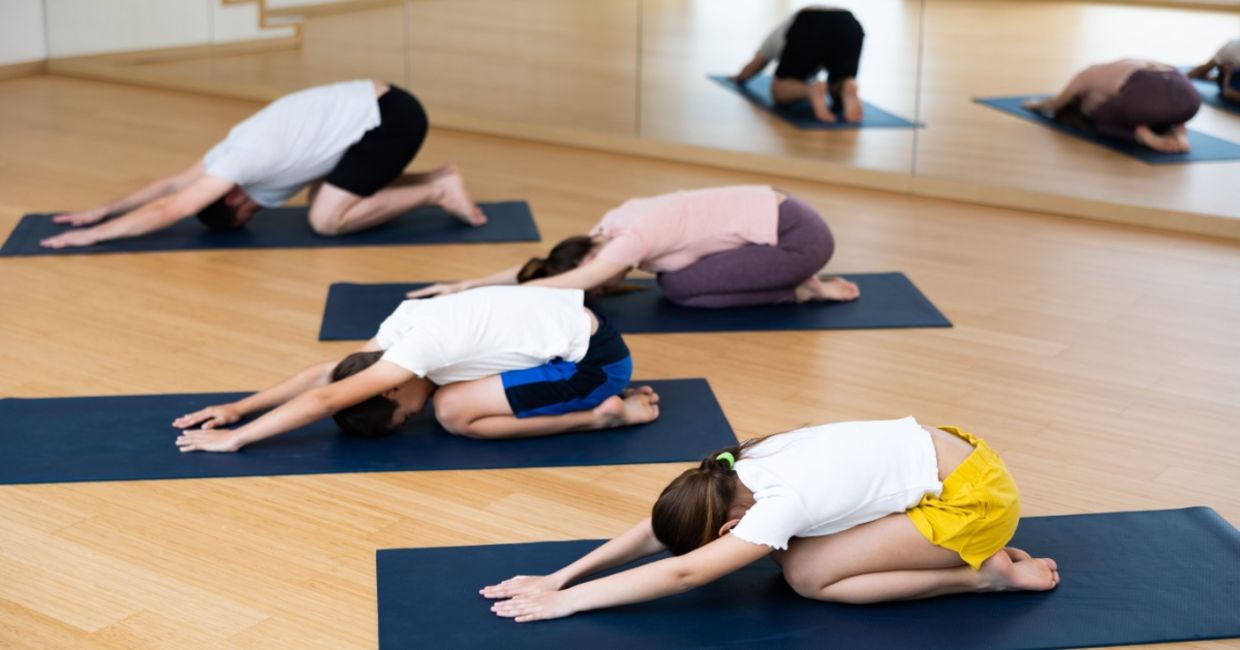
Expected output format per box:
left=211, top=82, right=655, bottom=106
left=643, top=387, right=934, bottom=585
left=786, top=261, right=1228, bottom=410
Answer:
left=639, top=0, right=922, bottom=175
left=914, top=1, right=1240, bottom=220
left=406, top=0, right=639, bottom=137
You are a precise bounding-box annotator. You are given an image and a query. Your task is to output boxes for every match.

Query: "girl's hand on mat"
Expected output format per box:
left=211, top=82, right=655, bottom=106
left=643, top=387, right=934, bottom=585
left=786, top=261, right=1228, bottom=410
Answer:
left=1022, top=98, right=1051, bottom=112
left=53, top=207, right=108, bottom=226
left=490, top=590, right=577, bottom=623
left=480, top=575, right=564, bottom=600
left=175, top=428, right=241, bottom=453
left=173, top=404, right=242, bottom=430
left=405, top=282, right=468, bottom=299
left=39, top=229, right=99, bottom=249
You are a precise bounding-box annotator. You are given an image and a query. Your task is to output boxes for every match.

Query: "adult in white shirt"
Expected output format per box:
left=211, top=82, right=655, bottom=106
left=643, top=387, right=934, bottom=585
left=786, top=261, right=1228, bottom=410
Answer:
left=731, top=7, right=866, bottom=124
left=482, top=417, right=1060, bottom=622
left=172, top=286, right=658, bottom=453
left=41, top=80, right=486, bottom=249
left=1187, top=38, right=1240, bottom=104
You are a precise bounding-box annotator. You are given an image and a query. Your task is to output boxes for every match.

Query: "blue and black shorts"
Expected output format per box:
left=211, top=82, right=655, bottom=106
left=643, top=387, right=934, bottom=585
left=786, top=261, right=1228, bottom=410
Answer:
left=500, top=312, right=632, bottom=418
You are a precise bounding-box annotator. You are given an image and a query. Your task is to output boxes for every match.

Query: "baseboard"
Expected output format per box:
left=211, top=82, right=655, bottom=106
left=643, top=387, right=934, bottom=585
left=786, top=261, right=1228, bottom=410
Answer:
left=0, top=60, right=47, bottom=81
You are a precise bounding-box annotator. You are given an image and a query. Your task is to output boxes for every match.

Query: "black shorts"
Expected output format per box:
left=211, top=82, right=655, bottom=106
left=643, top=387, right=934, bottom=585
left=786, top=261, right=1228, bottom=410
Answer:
left=774, top=9, right=865, bottom=85
left=501, top=312, right=633, bottom=418
left=325, top=85, right=428, bottom=197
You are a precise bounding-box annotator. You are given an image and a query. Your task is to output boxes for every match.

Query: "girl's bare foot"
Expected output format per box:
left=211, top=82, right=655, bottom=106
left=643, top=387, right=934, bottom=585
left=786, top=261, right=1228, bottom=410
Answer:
left=979, top=550, right=1060, bottom=592
left=594, top=387, right=660, bottom=428
left=840, top=78, right=863, bottom=123
left=429, top=164, right=487, bottom=226
left=795, top=275, right=861, bottom=303
left=1135, top=125, right=1191, bottom=154
left=809, top=80, right=837, bottom=123
left=1003, top=547, right=1033, bottom=562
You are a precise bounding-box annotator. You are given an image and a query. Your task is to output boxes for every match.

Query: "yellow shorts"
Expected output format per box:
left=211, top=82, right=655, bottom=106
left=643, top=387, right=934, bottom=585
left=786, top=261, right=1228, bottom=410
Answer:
left=905, top=426, right=1020, bottom=570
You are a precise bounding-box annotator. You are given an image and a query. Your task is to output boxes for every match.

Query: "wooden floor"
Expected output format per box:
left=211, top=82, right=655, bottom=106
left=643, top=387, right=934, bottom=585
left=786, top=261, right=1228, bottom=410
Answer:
left=2, top=76, right=1239, bottom=648
left=45, top=0, right=1240, bottom=225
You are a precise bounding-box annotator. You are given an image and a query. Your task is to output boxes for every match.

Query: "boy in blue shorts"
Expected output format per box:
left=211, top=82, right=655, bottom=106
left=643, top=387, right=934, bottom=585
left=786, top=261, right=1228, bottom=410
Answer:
left=172, top=286, right=657, bottom=453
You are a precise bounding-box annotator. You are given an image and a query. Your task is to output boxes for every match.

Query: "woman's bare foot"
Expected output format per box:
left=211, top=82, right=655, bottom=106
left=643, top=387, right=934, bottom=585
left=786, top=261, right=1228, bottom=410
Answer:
left=840, top=78, right=863, bottom=123
left=808, top=80, right=837, bottom=123
left=795, top=275, right=861, bottom=303
left=429, top=164, right=487, bottom=226
left=594, top=387, right=660, bottom=428
left=1135, top=125, right=1191, bottom=154
left=979, top=549, right=1060, bottom=592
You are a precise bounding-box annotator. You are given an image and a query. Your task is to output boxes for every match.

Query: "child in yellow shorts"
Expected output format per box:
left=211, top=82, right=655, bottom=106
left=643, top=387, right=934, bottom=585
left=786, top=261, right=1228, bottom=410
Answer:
left=483, top=417, right=1059, bottom=622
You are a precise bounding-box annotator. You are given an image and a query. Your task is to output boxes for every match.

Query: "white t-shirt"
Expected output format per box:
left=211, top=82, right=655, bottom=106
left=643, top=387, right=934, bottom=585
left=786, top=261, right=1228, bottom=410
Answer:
left=1215, top=39, right=1240, bottom=68
left=203, top=80, right=380, bottom=208
left=730, top=417, right=942, bottom=551
left=374, top=286, right=592, bottom=385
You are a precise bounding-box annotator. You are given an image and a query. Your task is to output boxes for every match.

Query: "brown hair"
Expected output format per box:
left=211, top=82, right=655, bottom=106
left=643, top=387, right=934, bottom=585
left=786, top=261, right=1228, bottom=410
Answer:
left=329, top=351, right=399, bottom=439
left=651, top=437, right=766, bottom=555
left=517, top=236, right=595, bottom=283
left=196, top=197, right=245, bottom=232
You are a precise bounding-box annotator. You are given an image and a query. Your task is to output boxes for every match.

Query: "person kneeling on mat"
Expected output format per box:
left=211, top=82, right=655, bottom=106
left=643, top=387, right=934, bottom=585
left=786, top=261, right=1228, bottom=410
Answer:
left=1023, top=59, right=1202, bottom=154
left=172, top=286, right=657, bottom=453
left=731, top=6, right=866, bottom=123
left=1187, top=38, right=1240, bottom=105
left=482, top=417, right=1059, bottom=622
left=40, top=79, right=485, bottom=249
left=409, top=185, right=860, bottom=308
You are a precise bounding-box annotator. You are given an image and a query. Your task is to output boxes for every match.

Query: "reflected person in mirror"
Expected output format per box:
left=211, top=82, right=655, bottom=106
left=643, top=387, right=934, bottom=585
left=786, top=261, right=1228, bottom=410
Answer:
left=731, top=6, right=866, bottom=124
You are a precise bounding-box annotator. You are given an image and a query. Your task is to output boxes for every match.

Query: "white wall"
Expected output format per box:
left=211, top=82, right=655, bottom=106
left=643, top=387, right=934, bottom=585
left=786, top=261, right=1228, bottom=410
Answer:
left=45, top=0, right=295, bottom=58
left=0, top=0, right=48, bottom=65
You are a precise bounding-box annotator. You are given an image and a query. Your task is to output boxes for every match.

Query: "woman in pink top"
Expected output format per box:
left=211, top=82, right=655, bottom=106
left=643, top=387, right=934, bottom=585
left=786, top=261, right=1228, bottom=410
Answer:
left=410, top=186, right=858, bottom=308
left=1023, top=59, right=1201, bottom=153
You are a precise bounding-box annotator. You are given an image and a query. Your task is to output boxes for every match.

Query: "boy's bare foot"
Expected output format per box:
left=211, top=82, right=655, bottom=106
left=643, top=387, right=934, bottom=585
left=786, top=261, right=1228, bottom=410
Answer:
left=979, top=550, right=1059, bottom=592
left=795, top=275, right=861, bottom=303
left=429, top=164, right=487, bottom=226
left=840, top=78, right=863, bottom=123
left=594, top=387, right=660, bottom=428
left=1135, top=125, right=1191, bottom=154
left=808, top=80, right=837, bottom=123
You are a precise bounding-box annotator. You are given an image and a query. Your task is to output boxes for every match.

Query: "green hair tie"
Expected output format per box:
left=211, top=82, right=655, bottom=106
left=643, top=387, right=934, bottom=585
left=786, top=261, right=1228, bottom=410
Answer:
left=714, top=451, right=736, bottom=470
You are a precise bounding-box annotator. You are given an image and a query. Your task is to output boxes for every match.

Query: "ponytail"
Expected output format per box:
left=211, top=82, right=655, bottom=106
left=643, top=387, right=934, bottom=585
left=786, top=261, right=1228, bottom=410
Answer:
left=516, top=235, right=595, bottom=283
left=651, top=438, right=763, bottom=555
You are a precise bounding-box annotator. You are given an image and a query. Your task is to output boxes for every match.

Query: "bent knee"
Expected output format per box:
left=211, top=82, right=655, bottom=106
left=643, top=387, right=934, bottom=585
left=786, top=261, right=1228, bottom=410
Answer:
left=308, top=214, right=345, bottom=236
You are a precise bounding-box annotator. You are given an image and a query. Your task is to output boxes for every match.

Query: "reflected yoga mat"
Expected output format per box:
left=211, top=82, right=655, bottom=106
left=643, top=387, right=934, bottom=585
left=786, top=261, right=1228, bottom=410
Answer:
left=319, top=274, right=951, bottom=340
left=974, top=96, right=1240, bottom=164
left=376, top=507, right=1240, bottom=649
left=0, top=201, right=539, bottom=256
left=708, top=74, right=920, bottom=129
left=0, top=378, right=732, bottom=485
left=1188, top=77, right=1240, bottom=115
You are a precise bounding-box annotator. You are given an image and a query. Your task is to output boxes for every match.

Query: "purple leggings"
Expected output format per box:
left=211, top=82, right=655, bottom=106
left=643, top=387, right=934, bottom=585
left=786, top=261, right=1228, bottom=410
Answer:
left=657, top=196, right=834, bottom=308
left=1087, top=69, right=1201, bottom=142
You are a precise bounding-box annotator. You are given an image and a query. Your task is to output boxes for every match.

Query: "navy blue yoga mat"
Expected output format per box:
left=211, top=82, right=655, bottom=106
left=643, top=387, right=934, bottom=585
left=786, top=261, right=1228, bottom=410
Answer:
left=319, top=274, right=950, bottom=340
left=1189, top=77, right=1240, bottom=115
left=975, top=95, right=1240, bottom=164
left=708, top=74, right=920, bottom=129
left=0, top=201, right=539, bottom=256
left=376, top=507, right=1240, bottom=649
left=0, top=379, right=732, bottom=485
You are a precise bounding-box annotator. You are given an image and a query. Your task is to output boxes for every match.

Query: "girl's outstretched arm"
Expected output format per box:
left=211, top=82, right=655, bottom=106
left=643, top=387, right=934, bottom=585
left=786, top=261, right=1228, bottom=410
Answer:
left=175, top=351, right=410, bottom=453
left=482, top=518, right=666, bottom=600
left=524, top=258, right=629, bottom=292
left=405, top=263, right=524, bottom=299
left=172, top=339, right=382, bottom=430
left=490, top=534, right=771, bottom=623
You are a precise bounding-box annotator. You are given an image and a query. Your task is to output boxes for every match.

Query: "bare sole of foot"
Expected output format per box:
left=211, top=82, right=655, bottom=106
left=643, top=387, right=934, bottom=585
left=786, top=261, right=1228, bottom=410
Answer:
left=841, top=79, right=863, bottom=123
left=979, top=549, right=1060, bottom=592
left=1135, top=125, right=1190, bottom=154
left=809, top=81, right=837, bottom=123
left=595, top=387, right=660, bottom=428
left=795, top=275, right=861, bottom=303
left=430, top=164, right=488, bottom=226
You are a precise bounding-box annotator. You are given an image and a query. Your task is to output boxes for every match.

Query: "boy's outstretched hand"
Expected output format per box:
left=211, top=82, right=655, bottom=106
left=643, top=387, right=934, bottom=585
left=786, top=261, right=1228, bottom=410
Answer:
left=176, top=428, right=241, bottom=453
left=173, top=404, right=241, bottom=430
